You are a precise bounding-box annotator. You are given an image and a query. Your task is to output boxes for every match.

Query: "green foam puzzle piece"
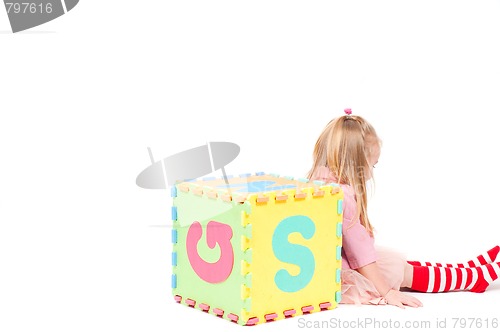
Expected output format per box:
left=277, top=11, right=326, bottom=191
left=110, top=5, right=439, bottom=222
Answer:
left=173, top=190, right=248, bottom=316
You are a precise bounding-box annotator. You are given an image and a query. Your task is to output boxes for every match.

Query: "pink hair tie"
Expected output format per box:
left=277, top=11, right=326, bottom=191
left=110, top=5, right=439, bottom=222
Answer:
left=344, top=108, right=352, bottom=115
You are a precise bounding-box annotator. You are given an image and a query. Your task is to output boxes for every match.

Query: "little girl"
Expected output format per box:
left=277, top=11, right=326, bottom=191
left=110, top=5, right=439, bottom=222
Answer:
left=308, top=109, right=500, bottom=308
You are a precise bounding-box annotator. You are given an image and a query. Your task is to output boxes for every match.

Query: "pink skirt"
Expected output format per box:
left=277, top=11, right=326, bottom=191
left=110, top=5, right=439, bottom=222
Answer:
left=340, top=246, right=407, bottom=305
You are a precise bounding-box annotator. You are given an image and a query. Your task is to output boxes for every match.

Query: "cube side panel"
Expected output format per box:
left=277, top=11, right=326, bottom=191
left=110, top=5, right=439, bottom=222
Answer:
left=172, top=188, right=247, bottom=319
left=245, top=186, right=343, bottom=323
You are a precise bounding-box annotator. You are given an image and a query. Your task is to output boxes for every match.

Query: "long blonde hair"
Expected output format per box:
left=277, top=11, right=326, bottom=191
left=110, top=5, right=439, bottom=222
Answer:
left=307, top=115, right=380, bottom=236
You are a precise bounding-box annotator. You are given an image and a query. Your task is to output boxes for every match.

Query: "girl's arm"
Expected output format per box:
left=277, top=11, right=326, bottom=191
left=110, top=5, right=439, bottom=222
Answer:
left=356, top=262, right=391, bottom=295
left=339, top=184, right=422, bottom=308
left=357, top=262, right=422, bottom=308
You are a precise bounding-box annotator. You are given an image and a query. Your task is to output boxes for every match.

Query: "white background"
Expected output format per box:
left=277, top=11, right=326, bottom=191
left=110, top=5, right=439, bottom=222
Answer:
left=1, top=1, right=500, bottom=331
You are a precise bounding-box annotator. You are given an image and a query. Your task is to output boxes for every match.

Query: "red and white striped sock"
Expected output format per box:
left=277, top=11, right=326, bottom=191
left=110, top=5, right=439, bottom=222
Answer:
left=410, top=262, right=500, bottom=293
left=408, top=245, right=500, bottom=268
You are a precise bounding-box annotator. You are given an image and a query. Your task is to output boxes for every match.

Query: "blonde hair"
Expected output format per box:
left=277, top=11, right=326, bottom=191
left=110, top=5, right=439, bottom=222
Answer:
left=307, top=115, right=380, bottom=236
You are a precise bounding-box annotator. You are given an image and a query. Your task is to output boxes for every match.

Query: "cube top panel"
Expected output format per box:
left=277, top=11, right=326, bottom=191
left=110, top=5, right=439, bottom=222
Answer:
left=175, top=172, right=340, bottom=203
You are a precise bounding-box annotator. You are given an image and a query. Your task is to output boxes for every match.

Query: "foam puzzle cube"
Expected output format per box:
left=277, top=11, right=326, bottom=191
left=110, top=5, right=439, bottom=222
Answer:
left=171, top=173, right=343, bottom=325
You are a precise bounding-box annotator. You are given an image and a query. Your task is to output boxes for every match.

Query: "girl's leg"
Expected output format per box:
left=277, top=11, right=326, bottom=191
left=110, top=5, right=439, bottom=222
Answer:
left=408, top=262, right=500, bottom=293
left=407, top=245, right=499, bottom=268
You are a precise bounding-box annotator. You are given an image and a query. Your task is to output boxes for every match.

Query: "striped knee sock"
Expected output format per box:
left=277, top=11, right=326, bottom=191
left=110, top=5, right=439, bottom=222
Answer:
left=408, top=245, right=499, bottom=268
left=410, top=262, right=500, bottom=293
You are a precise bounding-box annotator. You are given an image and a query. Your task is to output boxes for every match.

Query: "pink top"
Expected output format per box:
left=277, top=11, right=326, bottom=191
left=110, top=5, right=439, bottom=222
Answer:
left=311, top=166, right=377, bottom=270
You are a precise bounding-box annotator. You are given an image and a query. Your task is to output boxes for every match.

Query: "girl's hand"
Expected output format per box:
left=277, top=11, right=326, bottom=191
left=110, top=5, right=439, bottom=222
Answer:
left=384, top=289, right=423, bottom=309
left=356, top=262, right=423, bottom=308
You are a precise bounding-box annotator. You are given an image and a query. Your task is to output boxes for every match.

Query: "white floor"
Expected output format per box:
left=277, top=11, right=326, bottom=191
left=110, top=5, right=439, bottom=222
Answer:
left=165, top=290, right=500, bottom=331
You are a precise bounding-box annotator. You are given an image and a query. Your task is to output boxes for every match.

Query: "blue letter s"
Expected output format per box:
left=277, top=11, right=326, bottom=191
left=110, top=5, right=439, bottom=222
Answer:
left=272, top=215, right=315, bottom=292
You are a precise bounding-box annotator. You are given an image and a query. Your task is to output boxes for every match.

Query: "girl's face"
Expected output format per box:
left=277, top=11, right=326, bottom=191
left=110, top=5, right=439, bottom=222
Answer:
left=365, top=142, right=381, bottom=180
